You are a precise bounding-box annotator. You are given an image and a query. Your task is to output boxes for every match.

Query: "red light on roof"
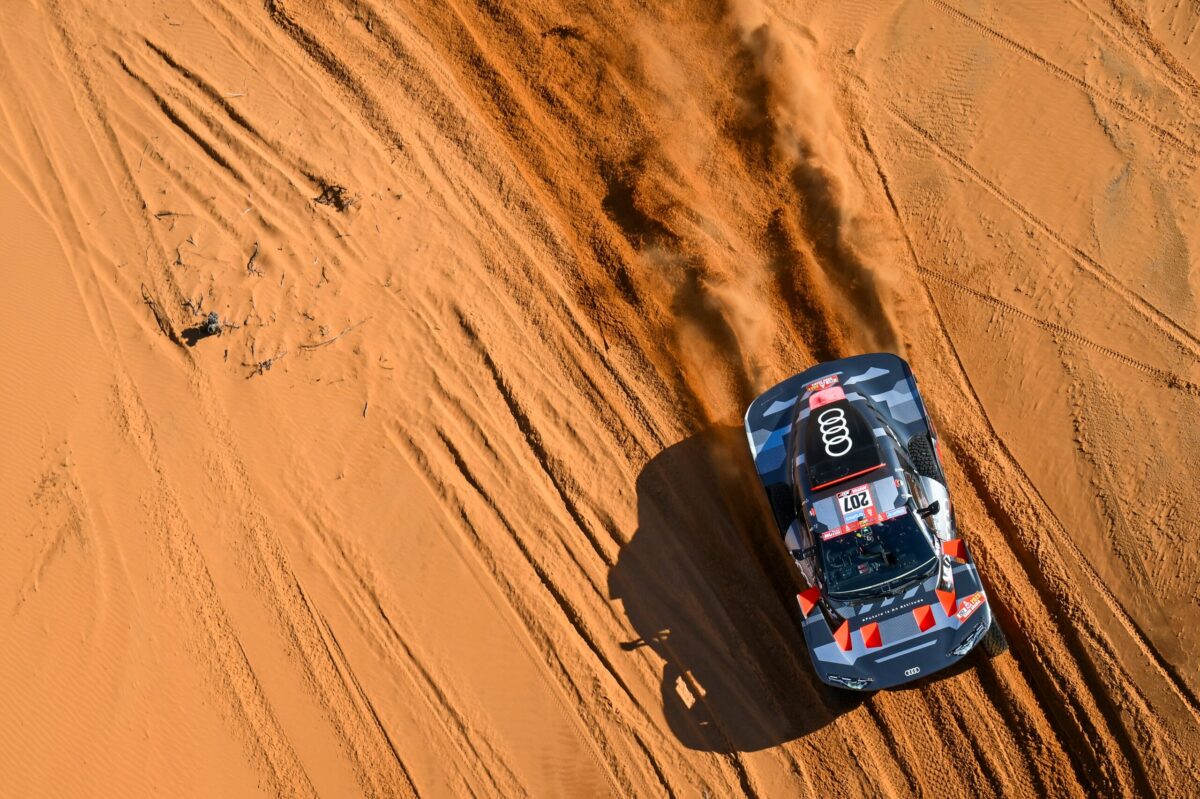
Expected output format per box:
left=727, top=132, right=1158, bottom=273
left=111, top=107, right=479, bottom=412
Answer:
left=913, top=604, right=936, bottom=632
left=833, top=620, right=852, bottom=651
left=797, top=588, right=821, bottom=618
left=861, top=622, right=882, bottom=648
left=942, top=539, right=967, bottom=561
left=936, top=589, right=957, bottom=616
left=809, top=386, right=847, bottom=409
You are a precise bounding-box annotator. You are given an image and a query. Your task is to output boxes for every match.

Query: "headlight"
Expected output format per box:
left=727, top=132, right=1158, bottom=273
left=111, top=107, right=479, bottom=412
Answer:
left=950, top=621, right=987, bottom=656
left=826, top=674, right=873, bottom=690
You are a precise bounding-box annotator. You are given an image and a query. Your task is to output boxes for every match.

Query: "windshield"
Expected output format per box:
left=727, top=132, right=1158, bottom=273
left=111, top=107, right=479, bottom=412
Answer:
left=820, top=513, right=937, bottom=597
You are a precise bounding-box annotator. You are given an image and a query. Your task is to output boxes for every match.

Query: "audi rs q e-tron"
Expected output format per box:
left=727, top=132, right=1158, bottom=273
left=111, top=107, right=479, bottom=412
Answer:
left=744, top=353, right=1005, bottom=691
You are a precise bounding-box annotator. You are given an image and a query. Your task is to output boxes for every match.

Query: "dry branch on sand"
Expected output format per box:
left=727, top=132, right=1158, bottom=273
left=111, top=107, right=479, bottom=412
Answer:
left=244, top=348, right=287, bottom=378
left=246, top=241, right=261, bottom=275
left=140, top=283, right=185, bottom=349
left=297, top=318, right=370, bottom=350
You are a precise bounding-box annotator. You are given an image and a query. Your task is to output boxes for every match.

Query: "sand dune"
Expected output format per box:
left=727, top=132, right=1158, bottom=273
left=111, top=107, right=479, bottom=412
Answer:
left=2, top=0, right=1199, bottom=795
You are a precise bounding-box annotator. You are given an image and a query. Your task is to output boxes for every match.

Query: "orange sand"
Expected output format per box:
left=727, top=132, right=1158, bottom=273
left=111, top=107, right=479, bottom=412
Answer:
left=2, top=0, right=1199, bottom=795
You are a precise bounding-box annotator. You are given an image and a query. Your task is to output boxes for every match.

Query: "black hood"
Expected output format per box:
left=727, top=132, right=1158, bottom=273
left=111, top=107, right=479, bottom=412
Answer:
left=803, top=398, right=883, bottom=490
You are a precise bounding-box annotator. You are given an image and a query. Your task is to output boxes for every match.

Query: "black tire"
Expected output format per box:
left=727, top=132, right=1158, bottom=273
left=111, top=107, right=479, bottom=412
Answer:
left=980, top=617, right=1009, bottom=657
left=907, top=434, right=940, bottom=479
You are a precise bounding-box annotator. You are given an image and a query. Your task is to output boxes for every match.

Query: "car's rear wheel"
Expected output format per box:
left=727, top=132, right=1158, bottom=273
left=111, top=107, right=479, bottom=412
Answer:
left=980, top=616, right=1009, bottom=657
left=907, top=433, right=940, bottom=479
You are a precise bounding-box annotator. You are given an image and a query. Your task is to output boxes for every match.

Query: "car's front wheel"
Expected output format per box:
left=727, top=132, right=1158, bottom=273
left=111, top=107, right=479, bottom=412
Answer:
left=980, top=616, right=1009, bottom=657
left=906, top=433, right=940, bottom=479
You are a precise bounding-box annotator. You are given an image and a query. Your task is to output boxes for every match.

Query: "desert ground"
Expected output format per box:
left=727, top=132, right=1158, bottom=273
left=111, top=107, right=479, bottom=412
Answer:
left=2, top=0, right=1199, bottom=796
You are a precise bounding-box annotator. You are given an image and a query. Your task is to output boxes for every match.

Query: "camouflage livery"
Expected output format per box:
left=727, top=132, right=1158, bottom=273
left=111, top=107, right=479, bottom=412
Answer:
left=744, top=353, right=994, bottom=690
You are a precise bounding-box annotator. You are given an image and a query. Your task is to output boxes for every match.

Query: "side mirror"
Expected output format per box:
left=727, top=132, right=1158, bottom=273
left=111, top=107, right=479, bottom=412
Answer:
left=918, top=500, right=941, bottom=518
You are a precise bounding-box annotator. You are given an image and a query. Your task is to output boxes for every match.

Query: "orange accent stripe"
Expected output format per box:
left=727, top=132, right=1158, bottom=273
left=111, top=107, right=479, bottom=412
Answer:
left=797, top=588, right=822, bottom=618
left=833, top=620, right=852, bottom=651
left=937, top=589, right=957, bottom=616
left=810, top=463, right=884, bottom=493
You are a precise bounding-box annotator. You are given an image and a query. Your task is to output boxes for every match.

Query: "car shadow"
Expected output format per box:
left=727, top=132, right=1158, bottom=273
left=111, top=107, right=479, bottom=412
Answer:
left=609, top=425, right=865, bottom=752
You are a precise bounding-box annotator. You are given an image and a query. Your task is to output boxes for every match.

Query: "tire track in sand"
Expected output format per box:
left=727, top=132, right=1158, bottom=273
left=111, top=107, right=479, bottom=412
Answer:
left=908, top=261, right=1199, bottom=397
left=112, top=377, right=322, bottom=799
left=45, top=13, right=428, bottom=792
left=862, top=123, right=1198, bottom=794
left=132, top=37, right=347, bottom=246
left=290, top=502, right=524, bottom=796
left=864, top=124, right=1200, bottom=732
left=112, top=52, right=249, bottom=187
left=263, top=0, right=407, bottom=158
left=934, top=354, right=1186, bottom=794
left=179, top=373, right=424, bottom=799
left=857, top=128, right=1200, bottom=396
left=885, top=101, right=1200, bottom=362
left=1103, top=0, right=1200, bottom=102
left=1066, top=0, right=1200, bottom=105
left=28, top=7, right=327, bottom=792
left=909, top=302, right=1156, bottom=794
left=925, top=0, right=1200, bottom=159
left=382, top=423, right=628, bottom=798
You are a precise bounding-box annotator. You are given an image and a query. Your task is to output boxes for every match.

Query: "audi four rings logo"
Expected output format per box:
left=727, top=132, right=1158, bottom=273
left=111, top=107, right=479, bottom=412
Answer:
left=817, top=407, right=853, bottom=456
left=904, top=667, right=921, bottom=677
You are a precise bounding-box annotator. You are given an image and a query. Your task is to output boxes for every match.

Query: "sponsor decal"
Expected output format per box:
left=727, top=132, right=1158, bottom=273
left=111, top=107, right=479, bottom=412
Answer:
left=821, top=525, right=855, bottom=541
left=836, top=484, right=875, bottom=524
left=904, top=667, right=921, bottom=677
left=817, top=407, right=853, bottom=457
left=806, top=375, right=840, bottom=394
left=858, top=598, right=925, bottom=622
left=955, top=591, right=986, bottom=623
left=819, top=506, right=906, bottom=542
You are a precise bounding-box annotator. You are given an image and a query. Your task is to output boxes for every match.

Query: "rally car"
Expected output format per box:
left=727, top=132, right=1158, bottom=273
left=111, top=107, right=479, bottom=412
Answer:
left=744, top=353, right=1004, bottom=690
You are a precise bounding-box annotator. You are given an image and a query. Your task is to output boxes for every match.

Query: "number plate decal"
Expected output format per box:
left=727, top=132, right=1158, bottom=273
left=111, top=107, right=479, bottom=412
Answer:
left=836, top=484, right=876, bottom=524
